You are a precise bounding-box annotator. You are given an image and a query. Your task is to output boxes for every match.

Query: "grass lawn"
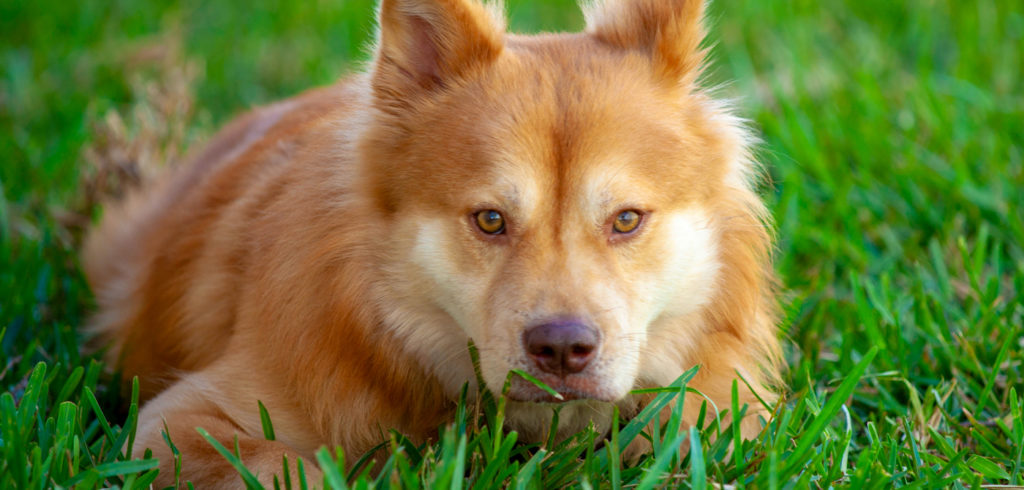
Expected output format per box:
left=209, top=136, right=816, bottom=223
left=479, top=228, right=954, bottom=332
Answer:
left=2, top=0, right=1022, bottom=487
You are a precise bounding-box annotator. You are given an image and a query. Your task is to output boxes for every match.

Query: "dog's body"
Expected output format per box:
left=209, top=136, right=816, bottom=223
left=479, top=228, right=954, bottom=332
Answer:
left=85, top=0, right=781, bottom=485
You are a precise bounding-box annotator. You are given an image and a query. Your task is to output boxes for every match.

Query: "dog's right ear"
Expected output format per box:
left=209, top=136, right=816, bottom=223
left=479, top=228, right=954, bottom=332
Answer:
left=372, top=0, right=505, bottom=110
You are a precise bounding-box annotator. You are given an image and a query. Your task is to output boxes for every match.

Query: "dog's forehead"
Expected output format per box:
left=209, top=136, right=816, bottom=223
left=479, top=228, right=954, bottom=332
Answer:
left=384, top=34, right=726, bottom=213
left=467, top=42, right=713, bottom=209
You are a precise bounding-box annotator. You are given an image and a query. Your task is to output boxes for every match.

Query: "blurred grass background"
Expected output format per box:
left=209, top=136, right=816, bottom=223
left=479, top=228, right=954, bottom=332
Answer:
left=2, top=0, right=1023, bottom=487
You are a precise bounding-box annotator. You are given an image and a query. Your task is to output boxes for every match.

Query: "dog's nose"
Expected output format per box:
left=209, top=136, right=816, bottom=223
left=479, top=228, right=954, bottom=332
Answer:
left=523, top=321, right=600, bottom=376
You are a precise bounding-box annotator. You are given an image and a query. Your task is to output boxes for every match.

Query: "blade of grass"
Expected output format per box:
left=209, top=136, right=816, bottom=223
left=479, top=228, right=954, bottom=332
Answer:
left=197, top=428, right=265, bottom=489
left=781, top=346, right=879, bottom=478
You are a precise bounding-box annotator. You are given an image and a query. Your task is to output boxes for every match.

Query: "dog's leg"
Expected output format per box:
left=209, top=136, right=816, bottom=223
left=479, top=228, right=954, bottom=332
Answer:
left=134, top=375, right=323, bottom=488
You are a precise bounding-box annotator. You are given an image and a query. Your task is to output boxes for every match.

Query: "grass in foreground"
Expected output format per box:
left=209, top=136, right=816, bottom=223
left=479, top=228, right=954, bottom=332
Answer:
left=2, top=0, right=1022, bottom=488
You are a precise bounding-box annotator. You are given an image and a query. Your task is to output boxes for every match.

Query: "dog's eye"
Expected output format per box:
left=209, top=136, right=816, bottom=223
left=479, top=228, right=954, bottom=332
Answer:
left=612, top=210, right=642, bottom=234
left=475, top=210, right=506, bottom=235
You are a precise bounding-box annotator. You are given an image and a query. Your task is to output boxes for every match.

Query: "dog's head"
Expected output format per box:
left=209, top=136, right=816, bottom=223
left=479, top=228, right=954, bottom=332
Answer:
left=361, top=0, right=773, bottom=403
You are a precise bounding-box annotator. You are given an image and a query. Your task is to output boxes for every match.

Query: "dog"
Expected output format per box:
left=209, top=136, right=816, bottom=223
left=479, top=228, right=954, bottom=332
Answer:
left=84, top=0, right=781, bottom=485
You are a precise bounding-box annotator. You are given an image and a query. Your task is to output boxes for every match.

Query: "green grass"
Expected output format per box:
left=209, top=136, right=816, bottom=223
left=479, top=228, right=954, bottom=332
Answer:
left=2, top=0, right=1022, bottom=488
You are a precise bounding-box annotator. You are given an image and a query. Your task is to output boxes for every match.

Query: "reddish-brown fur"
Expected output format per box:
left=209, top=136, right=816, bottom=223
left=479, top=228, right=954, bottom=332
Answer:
left=85, top=0, right=781, bottom=486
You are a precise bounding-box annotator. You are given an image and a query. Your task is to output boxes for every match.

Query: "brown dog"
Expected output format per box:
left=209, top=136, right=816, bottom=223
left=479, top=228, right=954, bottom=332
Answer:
left=85, top=0, right=781, bottom=485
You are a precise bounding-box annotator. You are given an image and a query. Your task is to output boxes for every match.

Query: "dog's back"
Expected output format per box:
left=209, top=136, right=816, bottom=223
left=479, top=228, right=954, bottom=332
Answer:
left=84, top=83, right=361, bottom=398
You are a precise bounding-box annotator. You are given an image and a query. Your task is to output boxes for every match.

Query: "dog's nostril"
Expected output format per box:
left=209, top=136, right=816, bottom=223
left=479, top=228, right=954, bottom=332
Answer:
left=535, top=346, right=555, bottom=358
left=570, top=344, right=592, bottom=356
left=523, top=321, right=600, bottom=376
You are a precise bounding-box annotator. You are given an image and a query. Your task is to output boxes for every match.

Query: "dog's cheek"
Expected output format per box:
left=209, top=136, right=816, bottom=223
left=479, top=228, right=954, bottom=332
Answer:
left=408, top=221, right=492, bottom=332
left=621, top=207, right=722, bottom=387
left=643, top=207, right=722, bottom=320
left=408, top=218, right=535, bottom=394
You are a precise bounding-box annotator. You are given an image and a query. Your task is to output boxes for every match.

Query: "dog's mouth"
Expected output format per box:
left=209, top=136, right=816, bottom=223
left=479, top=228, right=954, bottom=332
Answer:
left=505, top=375, right=617, bottom=403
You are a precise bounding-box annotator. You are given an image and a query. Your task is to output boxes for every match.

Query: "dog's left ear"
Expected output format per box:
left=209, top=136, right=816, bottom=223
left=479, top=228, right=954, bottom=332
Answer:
left=584, top=0, right=706, bottom=87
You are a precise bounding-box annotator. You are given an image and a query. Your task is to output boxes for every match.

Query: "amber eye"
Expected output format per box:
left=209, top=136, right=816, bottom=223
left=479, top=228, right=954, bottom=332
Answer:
left=475, top=210, right=506, bottom=235
left=612, top=210, right=642, bottom=234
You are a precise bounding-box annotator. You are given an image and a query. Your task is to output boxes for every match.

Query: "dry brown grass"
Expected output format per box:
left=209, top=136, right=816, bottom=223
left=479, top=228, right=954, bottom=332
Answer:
left=57, top=29, right=204, bottom=245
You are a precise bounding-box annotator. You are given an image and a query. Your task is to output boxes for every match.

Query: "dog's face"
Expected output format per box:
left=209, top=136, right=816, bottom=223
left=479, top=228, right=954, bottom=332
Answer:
left=364, top=0, right=756, bottom=403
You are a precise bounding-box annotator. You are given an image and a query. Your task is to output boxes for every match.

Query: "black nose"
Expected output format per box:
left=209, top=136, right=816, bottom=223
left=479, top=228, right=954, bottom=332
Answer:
left=523, top=321, right=600, bottom=376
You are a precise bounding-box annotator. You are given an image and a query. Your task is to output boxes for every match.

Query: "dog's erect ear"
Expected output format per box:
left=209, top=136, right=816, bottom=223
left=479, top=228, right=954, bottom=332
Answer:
left=373, top=0, right=505, bottom=106
left=584, top=0, right=706, bottom=86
